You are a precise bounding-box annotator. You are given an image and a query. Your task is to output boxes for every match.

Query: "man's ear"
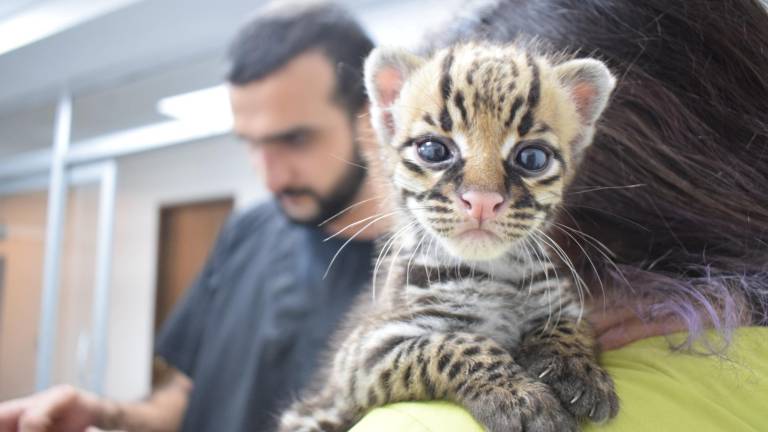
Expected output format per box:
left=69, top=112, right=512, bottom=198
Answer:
left=554, top=58, right=616, bottom=127
left=364, top=47, right=424, bottom=144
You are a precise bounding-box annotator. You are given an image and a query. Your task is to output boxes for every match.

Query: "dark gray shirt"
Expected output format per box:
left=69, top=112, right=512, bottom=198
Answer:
left=155, top=200, right=375, bottom=431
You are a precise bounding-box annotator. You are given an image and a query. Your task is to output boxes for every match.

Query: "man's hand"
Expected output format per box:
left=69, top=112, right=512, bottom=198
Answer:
left=0, top=361, right=191, bottom=432
left=0, top=385, right=112, bottom=432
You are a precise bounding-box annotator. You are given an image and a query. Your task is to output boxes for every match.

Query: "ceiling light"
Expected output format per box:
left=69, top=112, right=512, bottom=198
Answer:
left=156, top=84, right=233, bottom=130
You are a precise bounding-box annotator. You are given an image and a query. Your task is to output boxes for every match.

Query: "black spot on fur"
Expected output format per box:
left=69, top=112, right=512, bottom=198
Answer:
left=462, top=346, right=481, bottom=356
left=447, top=361, right=464, bottom=380
left=454, top=91, right=469, bottom=126
left=401, top=160, right=426, bottom=176
left=518, top=109, right=535, bottom=136
left=364, top=336, right=409, bottom=369
left=487, top=346, right=505, bottom=356
left=536, top=175, right=561, bottom=186
left=505, top=96, right=525, bottom=129
left=437, top=353, right=452, bottom=373
left=440, top=106, right=453, bottom=132
left=526, top=54, right=541, bottom=109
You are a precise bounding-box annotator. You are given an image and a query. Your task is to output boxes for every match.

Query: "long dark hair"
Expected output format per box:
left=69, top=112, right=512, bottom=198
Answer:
left=434, top=0, right=768, bottom=350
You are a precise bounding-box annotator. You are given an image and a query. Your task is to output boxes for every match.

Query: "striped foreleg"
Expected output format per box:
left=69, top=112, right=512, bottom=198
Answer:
left=281, top=323, right=577, bottom=432
left=516, top=317, right=619, bottom=423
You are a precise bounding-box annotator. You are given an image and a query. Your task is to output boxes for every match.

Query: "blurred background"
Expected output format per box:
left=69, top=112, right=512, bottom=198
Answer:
left=0, top=0, right=463, bottom=402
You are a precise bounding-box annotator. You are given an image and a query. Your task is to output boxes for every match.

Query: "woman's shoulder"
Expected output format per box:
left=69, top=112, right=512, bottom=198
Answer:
left=351, top=327, right=768, bottom=432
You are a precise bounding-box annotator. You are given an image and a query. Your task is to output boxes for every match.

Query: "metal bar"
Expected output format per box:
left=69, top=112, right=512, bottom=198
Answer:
left=36, top=92, right=72, bottom=390
left=0, top=174, right=49, bottom=197
left=0, top=164, right=115, bottom=198
left=0, top=120, right=230, bottom=181
left=66, top=120, right=230, bottom=165
left=89, top=160, right=117, bottom=395
left=0, top=148, right=52, bottom=180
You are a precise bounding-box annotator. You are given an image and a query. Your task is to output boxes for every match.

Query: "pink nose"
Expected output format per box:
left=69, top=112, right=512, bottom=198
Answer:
left=461, top=191, right=504, bottom=222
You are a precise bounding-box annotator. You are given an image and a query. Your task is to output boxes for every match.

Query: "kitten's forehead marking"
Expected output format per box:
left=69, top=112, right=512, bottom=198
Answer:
left=394, top=42, right=586, bottom=195
left=431, top=45, right=544, bottom=144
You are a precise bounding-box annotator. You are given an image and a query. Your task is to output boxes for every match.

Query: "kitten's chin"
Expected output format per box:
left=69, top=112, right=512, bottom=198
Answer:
left=441, top=229, right=510, bottom=261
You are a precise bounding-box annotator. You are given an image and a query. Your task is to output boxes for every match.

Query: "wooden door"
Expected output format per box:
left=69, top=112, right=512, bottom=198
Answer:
left=154, top=198, right=233, bottom=330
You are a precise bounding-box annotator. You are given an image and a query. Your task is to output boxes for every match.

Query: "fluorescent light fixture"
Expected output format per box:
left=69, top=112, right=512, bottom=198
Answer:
left=70, top=119, right=232, bottom=164
left=156, top=84, right=233, bottom=130
left=0, top=0, right=142, bottom=56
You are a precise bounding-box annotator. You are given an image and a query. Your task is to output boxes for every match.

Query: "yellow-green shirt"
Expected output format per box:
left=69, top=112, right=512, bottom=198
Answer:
left=351, top=327, right=768, bottom=432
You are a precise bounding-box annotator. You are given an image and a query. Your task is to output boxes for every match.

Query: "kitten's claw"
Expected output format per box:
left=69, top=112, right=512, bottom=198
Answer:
left=569, top=391, right=582, bottom=404
left=525, top=356, right=619, bottom=421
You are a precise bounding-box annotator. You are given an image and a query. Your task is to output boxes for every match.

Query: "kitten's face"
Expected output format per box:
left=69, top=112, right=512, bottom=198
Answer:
left=365, top=44, right=615, bottom=261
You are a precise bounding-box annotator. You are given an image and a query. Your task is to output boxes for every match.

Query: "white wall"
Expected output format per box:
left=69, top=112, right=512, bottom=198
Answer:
left=104, top=134, right=264, bottom=399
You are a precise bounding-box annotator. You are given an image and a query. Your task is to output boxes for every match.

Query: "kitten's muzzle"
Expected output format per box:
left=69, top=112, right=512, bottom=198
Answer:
left=460, top=191, right=505, bottom=223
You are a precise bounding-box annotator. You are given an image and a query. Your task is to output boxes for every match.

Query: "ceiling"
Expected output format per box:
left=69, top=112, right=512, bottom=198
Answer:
left=0, top=0, right=41, bottom=19
left=0, top=0, right=463, bottom=160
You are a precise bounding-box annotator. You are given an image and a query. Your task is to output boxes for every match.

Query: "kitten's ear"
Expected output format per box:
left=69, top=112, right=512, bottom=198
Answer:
left=364, top=47, right=425, bottom=144
left=554, top=58, right=616, bottom=126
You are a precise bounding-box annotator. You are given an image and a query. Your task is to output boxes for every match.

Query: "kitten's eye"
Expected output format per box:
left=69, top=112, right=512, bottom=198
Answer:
left=416, top=139, right=452, bottom=164
left=515, top=146, right=550, bottom=172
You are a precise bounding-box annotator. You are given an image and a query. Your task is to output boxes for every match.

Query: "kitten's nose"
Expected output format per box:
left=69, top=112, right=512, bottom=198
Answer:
left=461, top=191, right=505, bottom=222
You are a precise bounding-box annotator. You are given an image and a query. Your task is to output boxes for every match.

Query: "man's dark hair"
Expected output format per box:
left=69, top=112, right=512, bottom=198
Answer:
left=227, top=2, right=374, bottom=116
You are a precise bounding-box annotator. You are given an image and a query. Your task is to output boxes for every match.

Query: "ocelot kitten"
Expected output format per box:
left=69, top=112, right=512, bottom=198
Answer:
left=277, top=42, right=619, bottom=432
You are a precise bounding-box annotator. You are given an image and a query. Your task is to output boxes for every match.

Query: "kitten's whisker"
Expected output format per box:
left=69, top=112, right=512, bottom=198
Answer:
left=548, top=222, right=607, bottom=304
left=564, top=203, right=651, bottom=232
left=528, top=214, right=607, bottom=303
left=380, top=226, right=418, bottom=299
left=529, top=212, right=629, bottom=303
left=325, top=206, right=429, bottom=241
left=324, top=210, right=398, bottom=241
left=422, top=234, right=437, bottom=285
left=318, top=195, right=385, bottom=227
left=406, top=231, right=429, bottom=288
left=385, top=225, right=417, bottom=295
left=534, top=229, right=587, bottom=324
left=529, top=233, right=560, bottom=334
left=324, top=210, right=418, bottom=279
left=552, top=221, right=630, bottom=290
left=373, top=221, right=419, bottom=298
left=567, top=183, right=646, bottom=195
left=427, top=232, right=441, bottom=284
left=520, top=237, right=539, bottom=299
left=327, top=152, right=369, bottom=170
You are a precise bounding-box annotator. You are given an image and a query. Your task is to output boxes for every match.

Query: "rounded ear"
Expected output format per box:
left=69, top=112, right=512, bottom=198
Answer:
left=554, top=58, right=616, bottom=126
left=364, top=47, right=425, bottom=144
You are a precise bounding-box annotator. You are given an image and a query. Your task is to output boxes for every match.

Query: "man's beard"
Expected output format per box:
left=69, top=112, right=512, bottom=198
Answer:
left=276, top=145, right=368, bottom=228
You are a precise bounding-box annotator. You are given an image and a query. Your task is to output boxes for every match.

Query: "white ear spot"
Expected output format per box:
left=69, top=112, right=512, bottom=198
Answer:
left=554, top=58, right=617, bottom=125
left=364, top=47, right=425, bottom=144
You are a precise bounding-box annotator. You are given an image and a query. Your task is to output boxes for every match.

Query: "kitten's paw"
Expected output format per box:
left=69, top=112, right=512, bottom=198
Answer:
left=528, top=355, right=619, bottom=422
left=463, top=379, right=577, bottom=432
left=277, top=405, right=346, bottom=432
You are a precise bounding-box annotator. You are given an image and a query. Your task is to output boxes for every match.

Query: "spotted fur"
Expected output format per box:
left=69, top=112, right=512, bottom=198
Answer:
left=277, top=42, right=618, bottom=432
